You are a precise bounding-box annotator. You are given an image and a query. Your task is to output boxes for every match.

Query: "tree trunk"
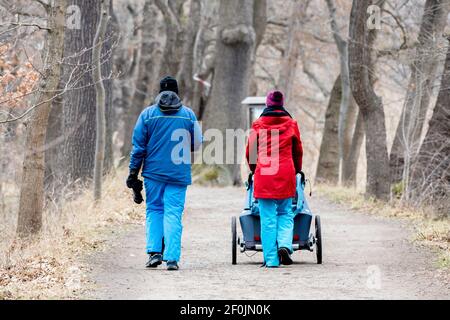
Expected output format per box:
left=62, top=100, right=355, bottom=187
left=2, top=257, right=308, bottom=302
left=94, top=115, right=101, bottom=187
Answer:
left=191, top=0, right=219, bottom=118
left=102, top=6, right=114, bottom=174
left=342, top=96, right=359, bottom=160
left=342, top=110, right=365, bottom=186
left=156, top=0, right=182, bottom=78
left=202, top=0, right=255, bottom=185
left=17, top=0, right=67, bottom=237
left=278, top=0, right=309, bottom=105
left=349, top=0, right=390, bottom=200
left=389, top=0, right=450, bottom=184
left=112, top=3, right=141, bottom=165
left=410, top=37, right=450, bottom=211
left=44, top=82, right=63, bottom=194
left=120, top=0, right=162, bottom=160
left=176, top=0, right=201, bottom=105
left=61, top=0, right=103, bottom=184
left=249, top=0, right=267, bottom=95
left=92, top=0, right=110, bottom=201
left=316, top=75, right=341, bottom=184
left=325, top=0, right=352, bottom=184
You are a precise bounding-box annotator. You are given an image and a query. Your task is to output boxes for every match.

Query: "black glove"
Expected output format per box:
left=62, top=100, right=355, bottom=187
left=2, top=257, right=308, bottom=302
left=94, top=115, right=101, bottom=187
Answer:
left=132, top=186, right=144, bottom=204
left=126, top=170, right=144, bottom=204
left=246, top=173, right=253, bottom=190
left=299, top=171, right=306, bottom=185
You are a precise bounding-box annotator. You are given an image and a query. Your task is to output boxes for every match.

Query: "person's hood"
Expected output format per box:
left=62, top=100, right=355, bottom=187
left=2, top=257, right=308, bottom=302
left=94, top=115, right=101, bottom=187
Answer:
left=155, top=91, right=182, bottom=113
left=255, top=108, right=294, bottom=133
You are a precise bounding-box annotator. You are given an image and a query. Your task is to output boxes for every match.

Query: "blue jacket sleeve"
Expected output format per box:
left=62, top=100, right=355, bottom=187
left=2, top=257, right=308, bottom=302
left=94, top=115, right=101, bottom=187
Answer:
left=190, top=111, right=203, bottom=151
left=129, top=111, right=149, bottom=171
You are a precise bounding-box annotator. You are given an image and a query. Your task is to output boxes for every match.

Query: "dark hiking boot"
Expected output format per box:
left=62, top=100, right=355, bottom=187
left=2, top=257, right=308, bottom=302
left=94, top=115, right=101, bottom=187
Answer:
left=167, top=261, right=179, bottom=271
left=146, top=253, right=162, bottom=268
left=278, top=247, right=293, bottom=265
left=261, top=262, right=279, bottom=268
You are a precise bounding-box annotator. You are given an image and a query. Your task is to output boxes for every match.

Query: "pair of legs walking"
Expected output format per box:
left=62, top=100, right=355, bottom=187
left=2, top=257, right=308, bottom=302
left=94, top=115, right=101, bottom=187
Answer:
left=144, top=178, right=186, bottom=269
left=144, top=178, right=294, bottom=269
left=258, top=198, right=295, bottom=267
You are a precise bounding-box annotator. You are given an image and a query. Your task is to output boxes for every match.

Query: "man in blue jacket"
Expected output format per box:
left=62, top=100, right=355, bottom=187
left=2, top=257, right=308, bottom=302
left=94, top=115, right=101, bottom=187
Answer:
left=126, top=76, right=202, bottom=271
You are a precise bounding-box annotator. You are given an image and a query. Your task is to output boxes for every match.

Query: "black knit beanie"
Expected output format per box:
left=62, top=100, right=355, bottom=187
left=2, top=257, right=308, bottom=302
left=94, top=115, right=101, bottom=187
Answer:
left=159, top=76, right=179, bottom=94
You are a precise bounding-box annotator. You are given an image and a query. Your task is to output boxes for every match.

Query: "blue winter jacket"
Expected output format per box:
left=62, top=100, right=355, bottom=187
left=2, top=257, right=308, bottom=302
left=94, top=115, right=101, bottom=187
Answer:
left=129, top=91, right=203, bottom=186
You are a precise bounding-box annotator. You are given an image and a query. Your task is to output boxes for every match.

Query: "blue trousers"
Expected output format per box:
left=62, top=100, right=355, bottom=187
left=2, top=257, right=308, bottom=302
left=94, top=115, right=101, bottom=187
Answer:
left=144, top=178, right=187, bottom=262
left=258, top=198, right=294, bottom=267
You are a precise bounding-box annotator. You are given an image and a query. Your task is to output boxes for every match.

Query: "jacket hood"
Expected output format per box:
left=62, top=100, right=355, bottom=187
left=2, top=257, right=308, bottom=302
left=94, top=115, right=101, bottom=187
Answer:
left=255, top=112, right=294, bottom=133
left=155, top=91, right=182, bottom=113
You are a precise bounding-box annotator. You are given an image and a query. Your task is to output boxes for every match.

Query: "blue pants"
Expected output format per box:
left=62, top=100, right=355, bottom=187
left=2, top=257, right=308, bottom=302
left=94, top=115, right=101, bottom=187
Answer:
left=258, top=198, right=294, bottom=267
left=144, top=178, right=187, bottom=262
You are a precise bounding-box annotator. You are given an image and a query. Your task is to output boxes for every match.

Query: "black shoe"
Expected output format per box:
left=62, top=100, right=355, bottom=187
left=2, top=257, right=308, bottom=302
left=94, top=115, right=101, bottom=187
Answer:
left=261, top=261, right=279, bottom=268
left=146, top=253, right=162, bottom=268
left=167, top=261, right=179, bottom=271
left=278, top=247, right=293, bottom=265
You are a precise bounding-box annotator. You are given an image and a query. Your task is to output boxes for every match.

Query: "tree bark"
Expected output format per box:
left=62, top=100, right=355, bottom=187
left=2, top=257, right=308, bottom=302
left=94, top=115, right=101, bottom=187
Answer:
left=410, top=37, right=450, bottom=211
left=102, top=6, right=114, bottom=174
left=278, top=0, right=310, bottom=105
left=342, top=96, right=359, bottom=160
left=316, top=75, right=341, bottom=184
left=92, top=0, right=110, bottom=201
left=120, top=0, right=161, bottom=160
left=249, top=0, right=267, bottom=95
left=17, top=0, right=67, bottom=237
left=112, top=3, right=141, bottom=165
left=325, top=0, right=352, bottom=184
left=156, top=0, right=182, bottom=78
left=61, top=0, right=112, bottom=184
left=342, top=110, right=365, bottom=186
left=44, top=82, right=63, bottom=193
left=349, top=0, right=390, bottom=200
left=191, top=0, right=219, bottom=118
left=177, top=0, right=201, bottom=105
left=389, top=0, right=450, bottom=184
left=202, top=0, right=255, bottom=185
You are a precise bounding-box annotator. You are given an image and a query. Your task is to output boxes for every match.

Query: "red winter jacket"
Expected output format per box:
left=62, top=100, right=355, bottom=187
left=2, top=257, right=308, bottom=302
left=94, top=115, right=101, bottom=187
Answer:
left=246, top=111, right=303, bottom=199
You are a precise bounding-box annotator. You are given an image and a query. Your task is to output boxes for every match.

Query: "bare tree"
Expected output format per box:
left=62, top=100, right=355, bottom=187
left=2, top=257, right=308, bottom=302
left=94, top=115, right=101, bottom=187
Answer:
left=278, top=0, right=310, bottom=105
left=120, top=0, right=162, bottom=160
left=61, top=0, right=113, bottom=185
left=155, top=0, right=182, bottom=78
left=342, top=110, right=365, bottom=185
left=390, top=0, right=450, bottom=185
left=316, top=75, right=341, bottom=184
left=191, top=0, right=219, bottom=118
left=324, top=0, right=352, bottom=185
left=202, top=0, right=256, bottom=184
left=410, top=37, right=450, bottom=212
left=92, top=0, right=111, bottom=201
left=177, top=0, right=201, bottom=105
left=113, top=3, right=141, bottom=165
left=249, top=0, right=267, bottom=95
left=349, top=0, right=390, bottom=200
left=17, top=0, right=67, bottom=237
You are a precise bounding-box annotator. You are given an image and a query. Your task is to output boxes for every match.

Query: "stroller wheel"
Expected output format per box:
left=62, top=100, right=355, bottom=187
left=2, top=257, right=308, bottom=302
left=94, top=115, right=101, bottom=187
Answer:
left=231, top=216, right=237, bottom=265
left=315, top=215, right=322, bottom=264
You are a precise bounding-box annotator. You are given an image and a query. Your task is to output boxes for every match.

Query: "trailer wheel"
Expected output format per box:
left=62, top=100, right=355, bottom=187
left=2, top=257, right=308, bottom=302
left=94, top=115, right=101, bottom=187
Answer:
left=232, top=216, right=237, bottom=265
left=315, top=215, right=322, bottom=264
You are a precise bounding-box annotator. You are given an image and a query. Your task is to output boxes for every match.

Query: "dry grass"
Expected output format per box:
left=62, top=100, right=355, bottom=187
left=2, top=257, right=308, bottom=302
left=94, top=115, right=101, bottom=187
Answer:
left=0, top=168, right=142, bottom=300
left=316, top=184, right=450, bottom=270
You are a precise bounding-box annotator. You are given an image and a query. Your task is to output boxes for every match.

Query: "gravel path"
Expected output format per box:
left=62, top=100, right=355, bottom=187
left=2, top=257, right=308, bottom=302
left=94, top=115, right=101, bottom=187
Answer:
left=87, top=186, right=449, bottom=300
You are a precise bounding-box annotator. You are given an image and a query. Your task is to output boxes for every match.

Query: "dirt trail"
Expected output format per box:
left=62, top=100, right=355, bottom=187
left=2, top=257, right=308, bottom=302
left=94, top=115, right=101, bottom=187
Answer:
left=87, top=186, right=449, bottom=300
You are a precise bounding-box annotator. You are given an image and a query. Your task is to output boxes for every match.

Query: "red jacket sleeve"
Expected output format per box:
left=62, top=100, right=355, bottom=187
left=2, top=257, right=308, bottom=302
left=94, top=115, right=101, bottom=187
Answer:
left=246, top=126, right=258, bottom=173
left=292, top=121, right=303, bottom=173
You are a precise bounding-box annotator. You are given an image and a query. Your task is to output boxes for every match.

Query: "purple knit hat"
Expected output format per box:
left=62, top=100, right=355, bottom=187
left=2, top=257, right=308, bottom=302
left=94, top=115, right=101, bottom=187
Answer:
left=266, top=90, right=284, bottom=108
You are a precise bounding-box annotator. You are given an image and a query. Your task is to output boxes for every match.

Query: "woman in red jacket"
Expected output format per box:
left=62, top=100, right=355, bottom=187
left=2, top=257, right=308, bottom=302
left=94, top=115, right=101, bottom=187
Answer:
left=246, top=90, right=303, bottom=267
